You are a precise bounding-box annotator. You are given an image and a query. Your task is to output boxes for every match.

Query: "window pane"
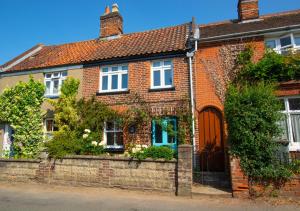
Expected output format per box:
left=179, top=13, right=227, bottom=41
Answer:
left=111, top=75, right=118, bottom=89
left=46, top=81, right=51, bottom=95
left=295, top=37, right=300, bottom=46
left=291, top=114, right=300, bottom=143
left=122, top=66, right=128, bottom=71
left=289, top=98, right=300, bottom=110
left=277, top=116, right=289, bottom=142
left=153, top=62, right=161, bottom=67
left=167, top=119, right=176, bottom=144
left=61, top=71, right=67, bottom=77
left=102, top=67, right=109, bottom=73
left=112, top=66, right=118, bottom=72
left=280, top=36, right=292, bottom=47
left=45, top=73, right=52, bottom=79
left=265, top=40, right=276, bottom=49
left=153, top=70, right=161, bottom=87
left=53, top=72, right=60, bottom=78
left=102, top=76, right=108, bottom=90
left=106, top=132, right=114, bottom=146
left=106, top=122, right=114, bottom=131
left=154, top=123, right=163, bottom=143
left=164, top=69, right=173, bottom=86
left=121, top=74, right=128, bottom=89
left=164, top=60, right=172, bottom=66
left=46, top=120, right=54, bottom=132
left=53, top=80, right=59, bottom=94
left=115, top=132, right=124, bottom=146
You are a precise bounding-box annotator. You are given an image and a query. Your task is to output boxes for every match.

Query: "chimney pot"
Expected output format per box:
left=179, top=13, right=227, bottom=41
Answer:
left=104, top=6, right=110, bottom=15
left=112, top=3, right=119, bottom=13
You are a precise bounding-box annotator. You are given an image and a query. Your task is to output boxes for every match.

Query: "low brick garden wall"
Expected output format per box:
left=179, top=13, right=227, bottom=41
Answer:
left=230, top=157, right=300, bottom=198
left=0, top=145, right=193, bottom=196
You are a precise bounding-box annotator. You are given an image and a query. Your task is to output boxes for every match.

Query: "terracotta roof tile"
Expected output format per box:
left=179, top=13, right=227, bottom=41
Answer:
left=3, top=23, right=190, bottom=72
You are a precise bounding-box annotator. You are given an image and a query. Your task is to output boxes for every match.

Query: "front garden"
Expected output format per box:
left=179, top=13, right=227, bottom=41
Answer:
left=0, top=76, right=192, bottom=161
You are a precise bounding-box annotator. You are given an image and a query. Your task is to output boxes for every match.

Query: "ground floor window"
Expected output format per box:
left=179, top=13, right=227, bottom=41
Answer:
left=44, top=118, right=57, bottom=139
left=279, top=97, right=300, bottom=151
left=104, top=121, right=124, bottom=150
left=152, top=117, right=177, bottom=149
left=0, top=124, right=13, bottom=157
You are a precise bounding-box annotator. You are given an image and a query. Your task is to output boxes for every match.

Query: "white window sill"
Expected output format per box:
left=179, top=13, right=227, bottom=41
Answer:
left=96, top=90, right=129, bottom=95
left=44, top=95, right=60, bottom=99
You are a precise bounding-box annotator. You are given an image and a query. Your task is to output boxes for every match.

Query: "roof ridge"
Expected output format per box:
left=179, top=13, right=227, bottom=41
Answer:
left=199, top=9, right=300, bottom=28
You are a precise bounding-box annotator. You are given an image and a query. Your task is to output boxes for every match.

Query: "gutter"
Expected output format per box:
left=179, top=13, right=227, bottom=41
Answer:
left=200, top=24, right=300, bottom=43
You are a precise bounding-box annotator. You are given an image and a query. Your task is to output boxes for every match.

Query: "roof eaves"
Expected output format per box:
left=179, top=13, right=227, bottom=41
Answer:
left=2, top=44, right=44, bottom=72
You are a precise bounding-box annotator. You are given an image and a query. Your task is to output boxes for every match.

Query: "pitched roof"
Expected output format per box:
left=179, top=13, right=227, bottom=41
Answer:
left=200, top=9, right=300, bottom=41
left=2, top=23, right=190, bottom=72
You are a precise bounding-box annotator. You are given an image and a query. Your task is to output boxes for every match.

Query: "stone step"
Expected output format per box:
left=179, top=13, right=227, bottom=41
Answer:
left=193, top=171, right=231, bottom=188
left=192, top=184, right=232, bottom=198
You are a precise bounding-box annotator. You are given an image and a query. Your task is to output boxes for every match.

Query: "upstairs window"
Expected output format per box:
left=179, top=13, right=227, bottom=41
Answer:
left=279, top=97, right=300, bottom=151
left=44, top=71, right=67, bottom=97
left=265, top=33, right=300, bottom=54
left=151, top=60, right=174, bottom=89
left=99, top=65, right=128, bottom=93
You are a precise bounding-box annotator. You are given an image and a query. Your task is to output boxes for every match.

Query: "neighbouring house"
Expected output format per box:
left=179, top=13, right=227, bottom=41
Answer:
left=0, top=0, right=299, bottom=189
left=0, top=4, right=194, bottom=154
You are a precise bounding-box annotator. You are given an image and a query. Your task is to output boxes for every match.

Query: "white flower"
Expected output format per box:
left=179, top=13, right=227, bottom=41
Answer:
left=91, top=141, right=98, bottom=146
left=83, top=134, right=89, bottom=139
left=84, top=129, right=91, bottom=133
left=99, top=141, right=105, bottom=146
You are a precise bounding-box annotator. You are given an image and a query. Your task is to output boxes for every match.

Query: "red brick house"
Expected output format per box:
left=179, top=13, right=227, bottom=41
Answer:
left=0, top=0, right=299, bottom=189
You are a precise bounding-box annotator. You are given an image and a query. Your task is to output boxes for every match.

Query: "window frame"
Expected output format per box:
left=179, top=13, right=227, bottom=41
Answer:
left=265, top=33, right=300, bottom=54
left=103, top=121, right=124, bottom=149
left=44, top=71, right=67, bottom=97
left=279, top=96, right=300, bottom=151
left=99, top=64, right=129, bottom=93
left=150, top=60, right=174, bottom=89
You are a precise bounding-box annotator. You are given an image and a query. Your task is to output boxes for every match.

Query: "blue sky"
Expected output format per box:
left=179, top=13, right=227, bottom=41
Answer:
left=0, top=0, right=299, bottom=64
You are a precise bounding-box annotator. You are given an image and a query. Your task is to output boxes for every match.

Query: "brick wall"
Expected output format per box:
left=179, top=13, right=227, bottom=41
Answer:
left=0, top=159, right=41, bottom=183
left=82, top=56, right=191, bottom=147
left=230, top=156, right=300, bottom=198
left=193, top=37, right=265, bottom=168
left=0, top=145, right=193, bottom=195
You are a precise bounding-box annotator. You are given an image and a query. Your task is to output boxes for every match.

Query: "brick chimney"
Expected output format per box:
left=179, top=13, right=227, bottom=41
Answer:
left=238, top=0, right=259, bottom=22
left=100, top=4, right=123, bottom=38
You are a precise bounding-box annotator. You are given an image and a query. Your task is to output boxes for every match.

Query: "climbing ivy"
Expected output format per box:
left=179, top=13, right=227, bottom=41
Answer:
left=0, top=77, right=45, bottom=158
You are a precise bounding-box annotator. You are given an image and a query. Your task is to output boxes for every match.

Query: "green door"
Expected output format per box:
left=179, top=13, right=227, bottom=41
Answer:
left=152, top=117, right=177, bottom=149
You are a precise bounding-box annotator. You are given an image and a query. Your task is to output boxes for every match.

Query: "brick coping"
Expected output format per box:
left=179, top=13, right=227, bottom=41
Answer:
left=0, top=156, right=177, bottom=163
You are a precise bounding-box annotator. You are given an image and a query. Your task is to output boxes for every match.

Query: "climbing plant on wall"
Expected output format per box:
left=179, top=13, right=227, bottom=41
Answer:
left=0, top=77, right=45, bottom=158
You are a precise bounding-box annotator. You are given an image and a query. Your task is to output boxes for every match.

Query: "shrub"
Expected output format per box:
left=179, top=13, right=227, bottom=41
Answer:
left=131, top=146, right=175, bottom=160
left=225, top=82, right=287, bottom=180
left=0, top=77, right=45, bottom=158
left=45, top=129, right=82, bottom=159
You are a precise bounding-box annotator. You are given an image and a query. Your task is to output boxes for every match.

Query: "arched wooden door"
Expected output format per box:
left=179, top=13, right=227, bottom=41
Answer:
left=198, top=107, right=225, bottom=172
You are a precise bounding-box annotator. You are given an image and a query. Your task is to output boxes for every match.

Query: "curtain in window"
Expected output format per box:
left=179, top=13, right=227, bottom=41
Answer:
left=291, top=114, right=300, bottom=142
left=277, top=116, right=289, bottom=142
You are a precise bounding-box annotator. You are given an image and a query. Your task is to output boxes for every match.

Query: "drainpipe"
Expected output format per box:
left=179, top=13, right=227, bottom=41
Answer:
left=187, top=27, right=200, bottom=167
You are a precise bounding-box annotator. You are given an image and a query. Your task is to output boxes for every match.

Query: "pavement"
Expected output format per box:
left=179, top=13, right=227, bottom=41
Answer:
left=0, top=182, right=299, bottom=211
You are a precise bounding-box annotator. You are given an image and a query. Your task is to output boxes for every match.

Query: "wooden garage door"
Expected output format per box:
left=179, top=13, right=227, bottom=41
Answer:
left=198, top=107, right=225, bottom=172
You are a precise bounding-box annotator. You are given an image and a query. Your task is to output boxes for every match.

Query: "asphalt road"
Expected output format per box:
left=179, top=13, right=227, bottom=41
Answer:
left=0, top=182, right=299, bottom=211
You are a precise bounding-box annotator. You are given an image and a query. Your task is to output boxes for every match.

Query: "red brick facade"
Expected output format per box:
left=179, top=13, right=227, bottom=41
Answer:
left=82, top=56, right=190, bottom=146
